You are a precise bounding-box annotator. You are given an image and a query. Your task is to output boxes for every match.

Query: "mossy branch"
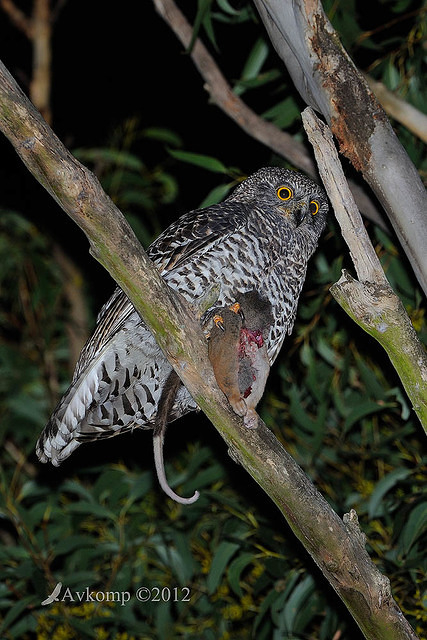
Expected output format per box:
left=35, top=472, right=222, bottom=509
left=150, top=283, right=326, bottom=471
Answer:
left=302, top=107, right=427, bottom=434
left=0, top=60, right=419, bottom=639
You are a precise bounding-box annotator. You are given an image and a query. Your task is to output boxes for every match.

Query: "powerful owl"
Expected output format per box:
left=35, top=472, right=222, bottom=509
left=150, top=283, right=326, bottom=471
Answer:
left=36, top=167, right=328, bottom=466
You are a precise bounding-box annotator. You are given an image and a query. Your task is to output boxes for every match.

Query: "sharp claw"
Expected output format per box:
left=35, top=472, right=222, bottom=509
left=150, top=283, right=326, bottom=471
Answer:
left=230, top=302, right=245, bottom=322
left=213, top=314, right=225, bottom=331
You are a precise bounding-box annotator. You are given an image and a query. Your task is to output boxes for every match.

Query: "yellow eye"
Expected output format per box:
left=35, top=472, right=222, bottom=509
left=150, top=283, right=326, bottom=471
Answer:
left=309, top=200, right=319, bottom=215
left=277, top=186, right=293, bottom=201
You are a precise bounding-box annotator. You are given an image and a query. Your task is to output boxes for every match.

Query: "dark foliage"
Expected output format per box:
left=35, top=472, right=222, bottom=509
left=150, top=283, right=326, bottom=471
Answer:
left=0, top=1, right=425, bottom=638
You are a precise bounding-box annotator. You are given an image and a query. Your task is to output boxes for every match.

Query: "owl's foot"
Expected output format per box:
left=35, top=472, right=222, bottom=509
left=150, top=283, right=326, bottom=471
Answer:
left=194, top=283, right=221, bottom=317
left=229, top=302, right=245, bottom=321
left=213, top=314, right=225, bottom=331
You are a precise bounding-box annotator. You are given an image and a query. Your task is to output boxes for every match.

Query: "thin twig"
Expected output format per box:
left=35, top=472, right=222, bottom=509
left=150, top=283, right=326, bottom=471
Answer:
left=0, top=0, right=32, bottom=37
left=153, top=0, right=313, bottom=174
left=152, top=0, right=386, bottom=229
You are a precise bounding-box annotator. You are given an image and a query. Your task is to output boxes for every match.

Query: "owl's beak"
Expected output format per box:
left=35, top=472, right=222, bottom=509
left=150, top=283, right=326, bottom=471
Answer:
left=295, top=205, right=309, bottom=226
left=276, top=201, right=308, bottom=225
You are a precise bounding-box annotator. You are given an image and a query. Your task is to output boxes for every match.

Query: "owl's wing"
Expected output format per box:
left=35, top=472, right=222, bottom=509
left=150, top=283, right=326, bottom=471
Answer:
left=148, top=202, right=247, bottom=273
left=74, top=202, right=248, bottom=373
left=73, top=287, right=134, bottom=379
left=37, top=200, right=247, bottom=465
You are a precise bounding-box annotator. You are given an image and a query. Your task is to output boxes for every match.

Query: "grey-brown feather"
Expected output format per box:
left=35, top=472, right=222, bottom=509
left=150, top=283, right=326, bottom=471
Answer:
left=36, top=167, right=328, bottom=466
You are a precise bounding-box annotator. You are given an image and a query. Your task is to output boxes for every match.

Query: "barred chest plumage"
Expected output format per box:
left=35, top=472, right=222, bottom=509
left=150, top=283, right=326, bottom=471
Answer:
left=36, top=167, right=328, bottom=466
left=161, top=210, right=308, bottom=360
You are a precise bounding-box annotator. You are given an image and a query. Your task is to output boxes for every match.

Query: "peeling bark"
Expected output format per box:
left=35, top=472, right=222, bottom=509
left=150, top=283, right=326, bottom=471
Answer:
left=303, top=107, right=427, bottom=433
left=253, top=0, right=427, bottom=296
left=152, top=0, right=388, bottom=230
left=0, top=59, right=419, bottom=640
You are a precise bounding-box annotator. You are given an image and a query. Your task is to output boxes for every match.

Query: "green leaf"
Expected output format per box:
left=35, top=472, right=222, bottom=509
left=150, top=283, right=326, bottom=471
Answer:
left=73, top=147, right=144, bottom=171
left=54, top=534, right=96, bottom=556
left=155, top=600, right=173, bottom=638
left=343, top=399, right=387, bottom=431
left=253, top=587, right=281, bottom=633
left=383, top=61, right=401, bottom=91
left=233, top=69, right=281, bottom=92
left=397, top=502, right=427, bottom=556
left=7, top=395, right=46, bottom=425
left=281, top=575, right=315, bottom=632
left=125, top=471, right=153, bottom=503
left=0, top=595, right=35, bottom=635
left=65, top=501, right=116, bottom=520
left=199, top=182, right=233, bottom=207
left=355, top=356, right=387, bottom=401
left=188, top=0, right=216, bottom=52
left=142, top=127, right=183, bottom=146
left=66, top=617, right=99, bottom=638
left=262, top=97, right=301, bottom=128
left=6, top=613, right=36, bottom=638
left=234, top=38, right=269, bottom=96
left=18, top=480, right=51, bottom=501
left=217, top=0, right=240, bottom=14
left=61, top=479, right=97, bottom=502
left=189, top=463, right=226, bottom=490
left=207, top=541, right=240, bottom=594
left=227, top=552, right=254, bottom=597
left=167, top=148, right=228, bottom=173
left=168, top=530, right=196, bottom=583
left=367, top=468, right=412, bottom=518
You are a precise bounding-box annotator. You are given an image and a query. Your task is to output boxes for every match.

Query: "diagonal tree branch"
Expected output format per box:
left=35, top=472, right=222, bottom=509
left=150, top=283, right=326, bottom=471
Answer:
left=364, top=75, right=427, bottom=144
left=253, top=0, right=427, bottom=297
left=302, top=107, right=427, bottom=434
left=152, top=0, right=386, bottom=230
left=0, top=59, right=418, bottom=640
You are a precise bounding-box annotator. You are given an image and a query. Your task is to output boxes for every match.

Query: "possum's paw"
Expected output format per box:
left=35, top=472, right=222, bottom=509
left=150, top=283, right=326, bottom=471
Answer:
left=229, top=396, right=247, bottom=417
left=243, top=408, right=259, bottom=429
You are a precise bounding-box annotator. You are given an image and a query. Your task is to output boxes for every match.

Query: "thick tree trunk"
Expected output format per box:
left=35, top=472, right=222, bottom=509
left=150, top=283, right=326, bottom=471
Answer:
left=0, top=59, right=419, bottom=640
left=253, top=0, right=427, bottom=297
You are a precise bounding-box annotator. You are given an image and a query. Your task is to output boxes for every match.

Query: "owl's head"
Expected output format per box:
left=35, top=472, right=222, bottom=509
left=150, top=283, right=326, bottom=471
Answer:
left=229, top=167, right=328, bottom=239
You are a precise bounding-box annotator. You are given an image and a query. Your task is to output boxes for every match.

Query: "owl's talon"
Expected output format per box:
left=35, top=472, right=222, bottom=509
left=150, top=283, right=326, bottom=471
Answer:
left=230, top=302, right=245, bottom=322
left=213, top=314, right=225, bottom=331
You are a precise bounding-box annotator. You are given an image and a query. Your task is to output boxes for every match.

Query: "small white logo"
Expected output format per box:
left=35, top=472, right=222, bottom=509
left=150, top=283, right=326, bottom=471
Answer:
left=41, top=582, right=62, bottom=606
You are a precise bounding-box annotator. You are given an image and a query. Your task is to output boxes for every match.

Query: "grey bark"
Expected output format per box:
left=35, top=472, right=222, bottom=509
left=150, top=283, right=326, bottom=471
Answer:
left=303, top=108, right=427, bottom=434
left=0, top=58, right=419, bottom=639
left=152, top=0, right=388, bottom=230
left=253, top=0, right=427, bottom=297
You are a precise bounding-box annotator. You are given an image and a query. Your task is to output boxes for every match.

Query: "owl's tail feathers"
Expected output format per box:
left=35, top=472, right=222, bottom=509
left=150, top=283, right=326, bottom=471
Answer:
left=36, top=366, right=100, bottom=466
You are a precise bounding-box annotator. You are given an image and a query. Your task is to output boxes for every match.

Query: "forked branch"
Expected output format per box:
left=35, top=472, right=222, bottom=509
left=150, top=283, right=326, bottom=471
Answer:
left=302, top=107, right=427, bottom=434
left=0, top=60, right=418, bottom=640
